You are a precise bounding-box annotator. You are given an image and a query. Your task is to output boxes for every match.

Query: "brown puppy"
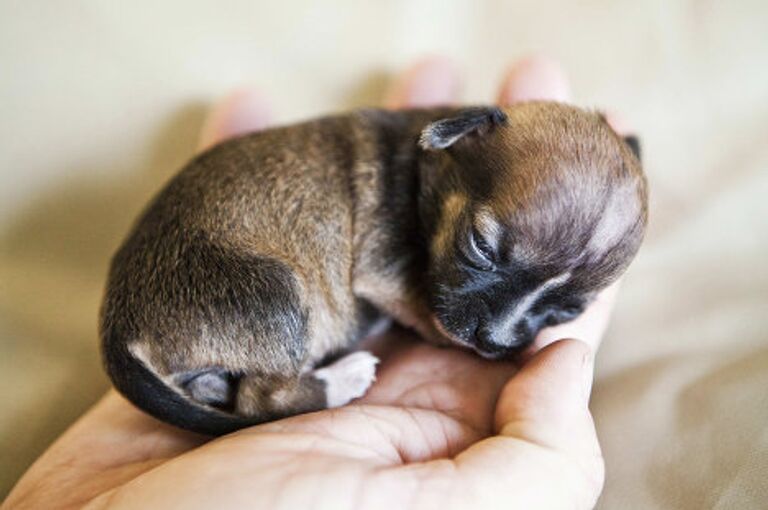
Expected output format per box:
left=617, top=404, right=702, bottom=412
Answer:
left=100, top=102, right=647, bottom=435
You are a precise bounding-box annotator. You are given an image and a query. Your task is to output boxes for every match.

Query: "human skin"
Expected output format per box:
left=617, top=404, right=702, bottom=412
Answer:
left=4, top=56, right=631, bottom=510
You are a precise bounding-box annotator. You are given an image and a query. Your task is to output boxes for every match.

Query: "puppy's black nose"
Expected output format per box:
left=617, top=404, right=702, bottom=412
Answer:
left=513, top=319, right=536, bottom=345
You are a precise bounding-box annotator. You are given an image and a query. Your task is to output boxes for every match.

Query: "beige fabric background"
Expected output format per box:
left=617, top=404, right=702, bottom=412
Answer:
left=1, top=0, right=767, bottom=506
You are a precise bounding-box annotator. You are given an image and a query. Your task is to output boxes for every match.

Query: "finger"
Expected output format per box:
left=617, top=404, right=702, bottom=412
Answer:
left=384, top=340, right=603, bottom=509
left=384, top=56, right=462, bottom=109
left=197, top=88, right=273, bottom=152
left=475, top=339, right=603, bottom=507
left=497, top=55, right=571, bottom=105
left=495, top=339, right=597, bottom=449
left=602, top=109, right=633, bottom=136
left=41, top=391, right=205, bottom=462
left=5, top=391, right=205, bottom=509
left=518, top=280, right=621, bottom=362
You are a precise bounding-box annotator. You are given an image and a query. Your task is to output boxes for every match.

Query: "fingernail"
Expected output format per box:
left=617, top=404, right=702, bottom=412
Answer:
left=386, top=57, right=461, bottom=108
left=198, top=88, right=272, bottom=151
left=498, top=55, right=571, bottom=104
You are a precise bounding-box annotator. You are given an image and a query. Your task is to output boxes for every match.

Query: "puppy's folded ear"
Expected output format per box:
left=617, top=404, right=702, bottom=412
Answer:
left=623, top=135, right=641, bottom=161
left=597, top=111, right=642, bottom=161
left=419, top=107, right=507, bottom=150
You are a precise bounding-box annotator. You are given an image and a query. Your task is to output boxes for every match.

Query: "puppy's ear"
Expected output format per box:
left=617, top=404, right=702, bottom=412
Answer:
left=623, top=135, right=641, bottom=161
left=597, top=111, right=642, bottom=161
left=419, top=107, right=507, bottom=150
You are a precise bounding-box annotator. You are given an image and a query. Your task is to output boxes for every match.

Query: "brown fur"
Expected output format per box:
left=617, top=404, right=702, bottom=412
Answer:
left=100, top=102, right=647, bottom=434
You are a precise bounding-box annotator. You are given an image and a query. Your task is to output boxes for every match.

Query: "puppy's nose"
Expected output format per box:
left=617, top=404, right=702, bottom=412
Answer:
left=476, top=320, right=534, bottom=352
left=512, top=319, right=536, bottom=346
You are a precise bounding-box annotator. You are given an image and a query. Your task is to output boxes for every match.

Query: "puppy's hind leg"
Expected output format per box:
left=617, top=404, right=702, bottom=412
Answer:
left=235, top=351, right=379, bottom=417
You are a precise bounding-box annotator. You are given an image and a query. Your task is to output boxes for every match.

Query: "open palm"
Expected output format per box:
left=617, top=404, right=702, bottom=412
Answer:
left=5, top=333, right=602, bottom=510
left=4, top=56, right=629, bottom=510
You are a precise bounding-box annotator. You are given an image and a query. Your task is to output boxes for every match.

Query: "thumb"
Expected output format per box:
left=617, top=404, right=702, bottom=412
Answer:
left=495, top=339, right=598, bottom=458
left=422, top=340, right=604, bottom=510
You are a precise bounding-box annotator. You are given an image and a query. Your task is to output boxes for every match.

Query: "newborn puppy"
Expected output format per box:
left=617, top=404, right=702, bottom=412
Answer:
left=101, top=102, right=647, bottom=435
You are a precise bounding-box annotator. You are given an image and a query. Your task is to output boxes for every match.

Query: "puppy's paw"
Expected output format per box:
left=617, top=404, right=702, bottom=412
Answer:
left=314, top=351, right=379, bottom=408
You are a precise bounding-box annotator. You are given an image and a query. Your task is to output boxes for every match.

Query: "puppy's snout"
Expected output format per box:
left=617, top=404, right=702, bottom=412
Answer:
left=475, top=317, right=535, bottom=355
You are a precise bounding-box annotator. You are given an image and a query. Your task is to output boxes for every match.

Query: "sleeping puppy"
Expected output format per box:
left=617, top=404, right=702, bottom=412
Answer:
left=100, top=102, right=647, bottom=435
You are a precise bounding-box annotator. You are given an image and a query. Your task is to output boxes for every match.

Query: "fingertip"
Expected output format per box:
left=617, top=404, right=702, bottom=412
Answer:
left=197, top=87, right=273, bottom=152
left=497, top=55, right=571, bottom=105
left=530, top=338, right=593, bottom=375
left=530, top=280, right=621, bottom=354
left=602, top=109, right=634, bottom=136
left=385, top=56, right=462, bottom=109
left=496, top=339, right=593, bottom=431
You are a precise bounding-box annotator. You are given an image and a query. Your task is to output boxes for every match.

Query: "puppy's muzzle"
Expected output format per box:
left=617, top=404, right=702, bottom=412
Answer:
left=473, top=318, right=535, bottom=358
left=431, top=313, right=535, bottom=360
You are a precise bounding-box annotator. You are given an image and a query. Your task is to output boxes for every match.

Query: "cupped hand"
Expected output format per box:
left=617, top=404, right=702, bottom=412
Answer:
left=4, top=56, right=629, bottom=510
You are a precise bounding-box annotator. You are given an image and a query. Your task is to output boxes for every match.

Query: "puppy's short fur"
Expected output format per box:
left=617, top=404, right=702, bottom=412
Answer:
left=100, top=102, right=647, bottom=435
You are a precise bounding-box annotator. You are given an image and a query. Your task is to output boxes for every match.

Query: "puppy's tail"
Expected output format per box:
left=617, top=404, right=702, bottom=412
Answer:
left=103, top=339, right=261, bottom=436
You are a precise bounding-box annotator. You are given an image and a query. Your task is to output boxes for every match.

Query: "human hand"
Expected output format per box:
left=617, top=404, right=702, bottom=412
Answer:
left=4, top=56, right=630, bottom=510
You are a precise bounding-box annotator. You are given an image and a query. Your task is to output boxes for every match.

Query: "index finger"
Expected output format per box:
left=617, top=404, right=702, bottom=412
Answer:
left=497, top=55, right=571, bottom=105
left=197, top=88, right=273, bottom=152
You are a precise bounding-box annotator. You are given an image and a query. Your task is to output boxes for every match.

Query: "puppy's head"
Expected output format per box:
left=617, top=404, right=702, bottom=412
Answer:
left=418, top=102, right=647, bottom=359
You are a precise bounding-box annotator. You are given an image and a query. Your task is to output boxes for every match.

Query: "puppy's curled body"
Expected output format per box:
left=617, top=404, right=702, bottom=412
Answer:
left=101, top=103, right=647, bottom=435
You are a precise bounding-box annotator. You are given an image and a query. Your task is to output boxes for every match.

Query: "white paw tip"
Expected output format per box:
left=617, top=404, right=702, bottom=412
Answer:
left=314, top=351, right=379, bottom=408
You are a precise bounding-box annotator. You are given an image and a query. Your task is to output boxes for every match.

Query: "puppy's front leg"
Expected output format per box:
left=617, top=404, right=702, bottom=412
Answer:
left=314, top=351, right=379, bottom=407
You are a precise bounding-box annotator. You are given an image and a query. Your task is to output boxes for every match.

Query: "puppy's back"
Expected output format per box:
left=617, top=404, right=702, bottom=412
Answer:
left=100, top=114, right=365, bottom=432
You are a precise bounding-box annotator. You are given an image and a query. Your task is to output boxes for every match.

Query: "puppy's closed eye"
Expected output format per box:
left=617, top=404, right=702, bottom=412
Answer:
left=468, top=227, right=496, bottom=269
left=463, top=207, right=503, bottom=270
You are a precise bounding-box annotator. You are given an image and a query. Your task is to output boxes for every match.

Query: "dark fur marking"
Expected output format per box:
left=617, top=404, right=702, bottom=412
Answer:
left=103, top=337, right=259, bottom=435
left=624, top=135, right=642, bottom=160
left=365, top=110, right=429, bottom=279
left=101, top=218, right=311, bottom=432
